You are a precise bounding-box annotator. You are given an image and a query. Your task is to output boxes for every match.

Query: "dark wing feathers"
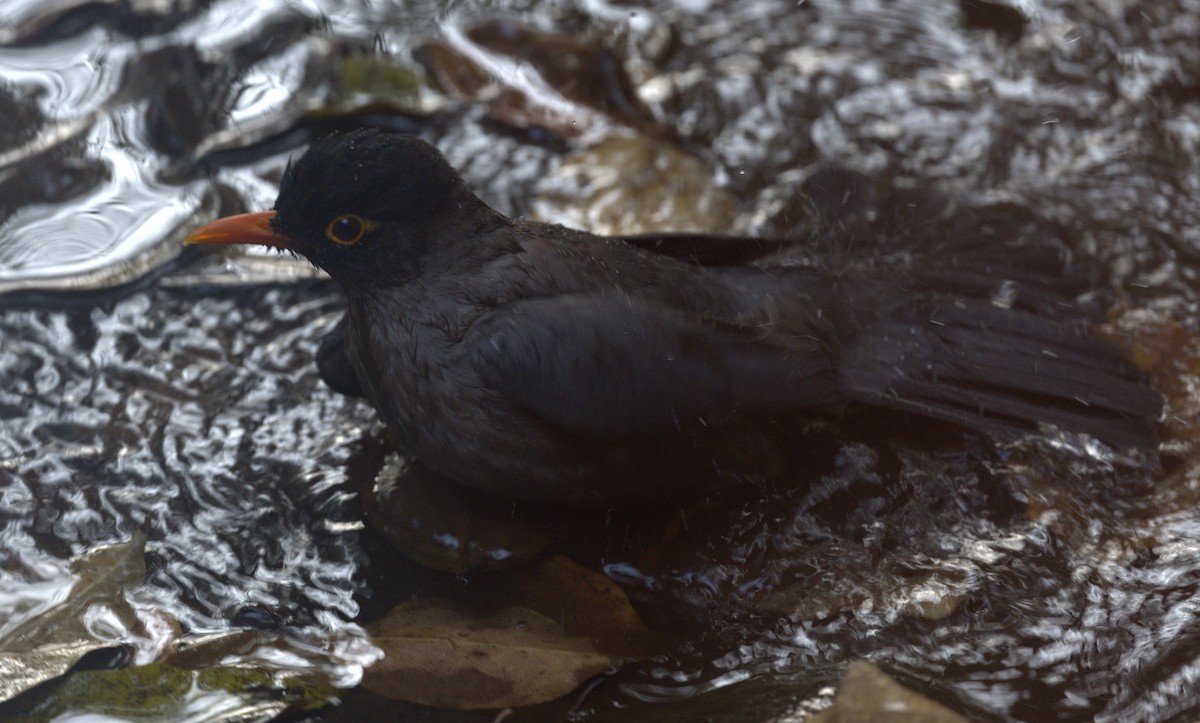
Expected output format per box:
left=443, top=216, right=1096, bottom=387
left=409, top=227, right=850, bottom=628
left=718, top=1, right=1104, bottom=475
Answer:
left=316, top=314, right=364, bottom=397
left=468, top=280, right=1159, bottom=447
left=468, top=295, right=839, bottom=436
left=617, top=232, right=798, bottom=267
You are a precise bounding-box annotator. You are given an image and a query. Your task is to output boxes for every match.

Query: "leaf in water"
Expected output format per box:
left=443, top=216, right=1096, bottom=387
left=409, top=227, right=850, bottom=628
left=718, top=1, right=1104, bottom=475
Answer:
left=362, top=600, right=613, bottom=709
left=533, top=135, right=737, bottom=236
left=498, top=556, right=662, bottom=658
left=5, top=662, right=335, bottom=722
left=1106, top=311, right=1198, bottom=444
left=466, top=20, right=663, bottom=134
left=415, top=21, right=669, bottom=140
left=808, top=660, right=968, bottom=723
left=0, top=533, right=148, bottom=702
left=414, top=41, right=492, bottom=100
left=1103, top=311, right=1200, bottom=526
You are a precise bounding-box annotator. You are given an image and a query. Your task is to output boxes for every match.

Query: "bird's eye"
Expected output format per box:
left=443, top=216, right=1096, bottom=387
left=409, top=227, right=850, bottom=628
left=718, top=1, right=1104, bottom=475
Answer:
left=325, top=214, right=376, bottom=246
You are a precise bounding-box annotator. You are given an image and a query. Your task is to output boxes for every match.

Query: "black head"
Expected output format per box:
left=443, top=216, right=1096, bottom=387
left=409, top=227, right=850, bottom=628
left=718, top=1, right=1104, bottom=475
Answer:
left=269, top=129, right=482, bottom=285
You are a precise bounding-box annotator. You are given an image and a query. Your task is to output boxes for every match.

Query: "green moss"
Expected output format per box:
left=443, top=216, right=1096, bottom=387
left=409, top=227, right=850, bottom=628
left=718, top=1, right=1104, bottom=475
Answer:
left=339, top=56, right=424, bottom=100
left=9, top=663, right=336, bottom=720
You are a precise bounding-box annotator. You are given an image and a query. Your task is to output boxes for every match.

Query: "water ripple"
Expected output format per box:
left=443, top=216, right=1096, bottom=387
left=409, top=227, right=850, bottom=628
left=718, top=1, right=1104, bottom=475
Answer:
left=0, top=285, right=372, bottom=657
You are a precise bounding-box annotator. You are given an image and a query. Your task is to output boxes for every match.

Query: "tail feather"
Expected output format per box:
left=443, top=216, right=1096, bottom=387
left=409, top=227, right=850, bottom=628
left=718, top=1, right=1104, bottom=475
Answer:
left=841, top=298, right=1161, bottom=447
left=929, top=335, right=1156, bottom=415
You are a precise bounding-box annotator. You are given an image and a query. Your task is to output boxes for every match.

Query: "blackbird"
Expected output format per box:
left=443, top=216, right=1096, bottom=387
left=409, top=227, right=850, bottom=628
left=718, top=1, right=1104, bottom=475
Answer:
left=186, top=129, right=1161, bottom=507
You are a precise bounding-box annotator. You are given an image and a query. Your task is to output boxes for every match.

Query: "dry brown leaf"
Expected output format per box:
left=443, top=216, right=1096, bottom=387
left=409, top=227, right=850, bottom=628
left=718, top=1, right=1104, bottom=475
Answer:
left=533, top=135, right=737, bottom=236
left=416, top=20, right=668, bottom=139
left=1103, top=311, right=1199, bottom=443
left=810, top=660, right=968, bottom=723
left=362, top=599, right=613, bottom=709
left=500, top=556, right=661, bottom=658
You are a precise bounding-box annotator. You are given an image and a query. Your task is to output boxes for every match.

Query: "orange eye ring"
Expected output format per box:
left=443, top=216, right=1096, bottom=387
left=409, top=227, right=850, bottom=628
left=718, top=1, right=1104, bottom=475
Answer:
left=325, top=214, right=377, bottom=246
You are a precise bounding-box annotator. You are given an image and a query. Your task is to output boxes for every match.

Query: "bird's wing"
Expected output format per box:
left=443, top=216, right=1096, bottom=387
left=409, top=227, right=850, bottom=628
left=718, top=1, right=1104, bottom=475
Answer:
left=316, top=314, right=365, bottom=397
left=615, top=232, right=800, bottom=267
left=467, top=295, right=840, bottom=435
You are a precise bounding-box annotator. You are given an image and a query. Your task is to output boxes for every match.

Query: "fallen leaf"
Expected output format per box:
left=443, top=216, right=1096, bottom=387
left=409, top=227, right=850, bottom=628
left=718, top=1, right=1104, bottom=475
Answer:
left=1098, top=309, right=1200, bottom=523
left=809, top=660, right=968, bottom=723
left=416, top=20, right=669, bottom=140
left=414, top=41, right=493, bottom=101
left=498, top=556, right=662, bottom=657
left=362, top=599, right=613, bottom=709
left=533, top=135, right=737, bottom=236
left=1105, top=311, right=1200, bottom=443
left=466, top=20, right=658, bottom=132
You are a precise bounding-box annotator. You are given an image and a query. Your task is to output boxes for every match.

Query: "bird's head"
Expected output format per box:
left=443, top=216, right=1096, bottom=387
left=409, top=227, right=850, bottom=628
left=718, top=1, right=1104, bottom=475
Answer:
left=186, top=129, right=482, bottom=285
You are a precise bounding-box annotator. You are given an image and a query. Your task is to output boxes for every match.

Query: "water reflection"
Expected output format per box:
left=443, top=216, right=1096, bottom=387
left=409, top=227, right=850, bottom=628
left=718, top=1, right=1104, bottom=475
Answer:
left=0, top=27, right=120, bottom=116
left=0, top=287, right=372, bottom=644
left=0, top=2, right=330, bottom=292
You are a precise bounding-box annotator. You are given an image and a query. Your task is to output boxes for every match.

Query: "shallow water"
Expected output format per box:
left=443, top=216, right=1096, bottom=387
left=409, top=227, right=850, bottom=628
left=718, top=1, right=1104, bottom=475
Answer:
left=2, top=0, right=1199, bottom=720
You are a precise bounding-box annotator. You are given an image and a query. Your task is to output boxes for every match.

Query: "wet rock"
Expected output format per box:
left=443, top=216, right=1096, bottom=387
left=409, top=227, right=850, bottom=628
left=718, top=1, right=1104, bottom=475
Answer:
left=1103, top=308, right=1200, bottom=517
left=1108, top=310, right=1200, bottom=445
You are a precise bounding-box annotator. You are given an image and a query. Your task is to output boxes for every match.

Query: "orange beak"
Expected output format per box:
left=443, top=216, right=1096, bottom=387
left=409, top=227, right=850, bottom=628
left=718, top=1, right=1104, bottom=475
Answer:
left=184, top=211, right=288, bottom=249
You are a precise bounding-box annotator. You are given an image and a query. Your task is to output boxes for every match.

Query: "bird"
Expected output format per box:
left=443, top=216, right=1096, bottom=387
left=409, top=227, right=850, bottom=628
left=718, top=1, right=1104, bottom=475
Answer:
left=185, top=128, right=1161, bottom=507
